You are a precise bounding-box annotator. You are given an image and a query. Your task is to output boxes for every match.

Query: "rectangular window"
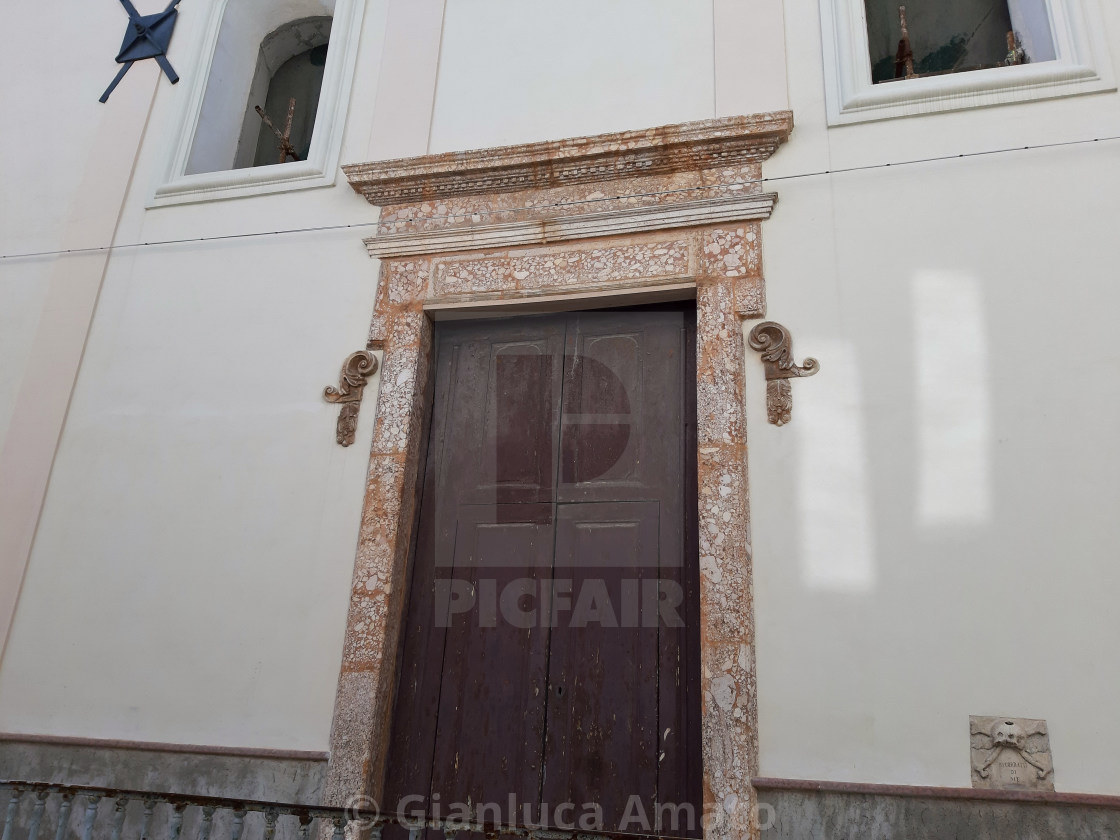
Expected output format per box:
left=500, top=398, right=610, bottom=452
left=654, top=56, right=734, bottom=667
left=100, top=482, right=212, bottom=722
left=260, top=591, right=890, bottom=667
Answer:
left=150, top=0, right=366, bottom=206
left=865, top=1, right=1056, bottom=84
left=820, top=0, right=1115, bottom=124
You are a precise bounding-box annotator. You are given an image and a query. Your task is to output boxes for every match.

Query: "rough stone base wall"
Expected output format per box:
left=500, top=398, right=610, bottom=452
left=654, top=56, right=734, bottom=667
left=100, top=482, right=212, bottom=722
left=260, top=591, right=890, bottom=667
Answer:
left=1, top=738, right=327, bottom=840
left=756, top=788, right=1120, bottom=839
left=0, top=737, right=326, bottom=802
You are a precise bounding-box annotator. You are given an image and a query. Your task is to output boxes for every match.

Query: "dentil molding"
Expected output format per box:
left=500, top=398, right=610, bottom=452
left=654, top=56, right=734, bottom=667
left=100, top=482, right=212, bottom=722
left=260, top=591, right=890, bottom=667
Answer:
left=344, top=113, right=793, bottom=205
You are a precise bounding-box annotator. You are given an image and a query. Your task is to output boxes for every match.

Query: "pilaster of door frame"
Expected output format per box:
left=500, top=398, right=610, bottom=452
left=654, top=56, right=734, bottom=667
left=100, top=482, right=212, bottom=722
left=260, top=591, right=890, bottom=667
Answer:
left=326, top=113, right=794, bottom=840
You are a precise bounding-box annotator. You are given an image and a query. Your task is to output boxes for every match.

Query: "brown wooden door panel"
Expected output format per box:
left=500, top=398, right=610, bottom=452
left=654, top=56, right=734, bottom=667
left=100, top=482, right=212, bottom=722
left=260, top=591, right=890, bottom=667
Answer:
left=440, top=320, right=566, bottom=506
left=559, top=311, right=683, bottom=503
left=386, top=306, right=700, bottom=836
left=430, top=503, right=554, bottom=808
left=541, top=501, right=660, bottom=825
left=383, top=318, right=565, bottom=815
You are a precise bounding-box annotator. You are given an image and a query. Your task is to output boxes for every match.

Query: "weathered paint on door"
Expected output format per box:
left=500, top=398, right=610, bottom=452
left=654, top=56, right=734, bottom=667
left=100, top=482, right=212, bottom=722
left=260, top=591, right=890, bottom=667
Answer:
left=385, top=306, right=701, bottom=837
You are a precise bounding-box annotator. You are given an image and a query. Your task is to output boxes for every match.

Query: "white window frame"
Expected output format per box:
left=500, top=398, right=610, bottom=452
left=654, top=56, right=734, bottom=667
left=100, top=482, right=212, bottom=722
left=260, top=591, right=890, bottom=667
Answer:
left=820, top=0, right=1115, bottom=125
left=148, top=0, right=365, bottom=207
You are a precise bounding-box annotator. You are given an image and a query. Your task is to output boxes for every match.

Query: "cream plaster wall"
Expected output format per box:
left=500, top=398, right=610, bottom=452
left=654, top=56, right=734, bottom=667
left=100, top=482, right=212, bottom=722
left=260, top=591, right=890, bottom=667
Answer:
left=0, top=0, right=161, bottom=680
left=0, top=274, right=51, bottom=448
left=0, top=229, right=381, bottom=751
left=3, top=0, right=1119, bottom=795
left=428, top=0, right=716, bottom=152
left=0, top=0, right=151, bottom=445
left=0, top=0, right=392, bottom=750
left=750, top=0, right=1120, bottom=795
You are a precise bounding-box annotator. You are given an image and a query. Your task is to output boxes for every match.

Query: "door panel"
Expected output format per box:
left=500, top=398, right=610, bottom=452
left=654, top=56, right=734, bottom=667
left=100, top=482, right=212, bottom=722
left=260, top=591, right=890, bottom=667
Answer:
left=430, top=503, right=554, bottom=809
left=383, top=318, right=565, bottom=817
left=448, top=323, right=566, bottom=506
left=541, top=501, right=660, bottom=825
left=559, top=311, right=683, bottom=503
left=385, top=306, right=700, bottom=837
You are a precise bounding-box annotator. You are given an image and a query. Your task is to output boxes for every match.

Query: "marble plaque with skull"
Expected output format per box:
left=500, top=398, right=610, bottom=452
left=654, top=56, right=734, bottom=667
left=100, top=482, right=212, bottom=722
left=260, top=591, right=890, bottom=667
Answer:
left=970, top=715, right=1055, bottom=791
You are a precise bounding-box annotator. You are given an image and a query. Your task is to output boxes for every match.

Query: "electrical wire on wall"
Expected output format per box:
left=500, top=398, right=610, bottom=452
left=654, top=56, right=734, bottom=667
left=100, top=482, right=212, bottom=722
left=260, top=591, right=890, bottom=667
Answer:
left=2, top=133, right=1117, bottom=262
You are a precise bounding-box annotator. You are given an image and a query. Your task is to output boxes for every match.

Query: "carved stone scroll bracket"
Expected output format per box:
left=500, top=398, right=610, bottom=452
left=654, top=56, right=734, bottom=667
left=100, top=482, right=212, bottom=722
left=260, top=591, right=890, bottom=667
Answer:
left=323, top=350, right=379, bottom=446
left=747, top=320, right=820, bottom=426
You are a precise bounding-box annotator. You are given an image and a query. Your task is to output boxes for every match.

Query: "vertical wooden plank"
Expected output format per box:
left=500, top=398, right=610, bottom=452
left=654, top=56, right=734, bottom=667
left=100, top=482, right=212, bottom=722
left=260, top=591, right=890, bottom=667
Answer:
left=544, top=306, right=698, bottom=835
left=657, top=308, right=703, bottom=837
left=384, top=316, right=566, bottom=829
left=429, top=503, right=554, bottom=808
left=542, top=501, right=660, bottom=829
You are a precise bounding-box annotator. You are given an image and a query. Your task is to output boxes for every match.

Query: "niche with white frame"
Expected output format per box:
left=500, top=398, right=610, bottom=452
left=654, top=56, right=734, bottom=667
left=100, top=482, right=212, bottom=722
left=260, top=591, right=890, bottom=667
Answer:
left=151, top=0, right=365, bottom=205
left=232, top=16, right=332, bottom=170
left=864, top=0, right=1056, bottom=83
left=820, top=0, right=1115, bottom=124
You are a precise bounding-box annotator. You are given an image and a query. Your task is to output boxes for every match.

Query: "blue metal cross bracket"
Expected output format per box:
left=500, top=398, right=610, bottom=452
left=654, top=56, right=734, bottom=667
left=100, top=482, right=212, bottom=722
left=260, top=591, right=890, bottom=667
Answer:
left=100, top=0, right=182, bottom=103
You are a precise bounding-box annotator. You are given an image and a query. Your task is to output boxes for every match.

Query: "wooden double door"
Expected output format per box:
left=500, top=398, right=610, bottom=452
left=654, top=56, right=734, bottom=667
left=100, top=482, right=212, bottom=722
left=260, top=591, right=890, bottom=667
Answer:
left=385, top=305, right=701, bottom=835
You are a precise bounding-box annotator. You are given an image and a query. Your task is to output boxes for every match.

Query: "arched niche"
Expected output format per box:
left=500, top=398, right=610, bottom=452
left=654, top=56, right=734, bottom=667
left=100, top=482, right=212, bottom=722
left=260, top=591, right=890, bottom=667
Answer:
left=184, top=0, right=334, bottom=176
left=235, top=16, right=333, bottom=169
left=152, top=0, right=365, bottom=204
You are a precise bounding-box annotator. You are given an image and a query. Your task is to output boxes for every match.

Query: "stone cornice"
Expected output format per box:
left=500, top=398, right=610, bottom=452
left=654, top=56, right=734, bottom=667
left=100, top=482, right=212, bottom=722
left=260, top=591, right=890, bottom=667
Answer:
left=344, top=112, right=793, bottom=206
left=363, top=192, right=778, bottom=259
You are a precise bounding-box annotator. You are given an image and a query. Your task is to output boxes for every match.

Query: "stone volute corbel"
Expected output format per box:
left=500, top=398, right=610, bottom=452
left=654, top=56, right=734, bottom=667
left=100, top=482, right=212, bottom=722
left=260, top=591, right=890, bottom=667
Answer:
left=323, top=350, right=378, bottom=446
left=747, top=321, right=819, bottom=426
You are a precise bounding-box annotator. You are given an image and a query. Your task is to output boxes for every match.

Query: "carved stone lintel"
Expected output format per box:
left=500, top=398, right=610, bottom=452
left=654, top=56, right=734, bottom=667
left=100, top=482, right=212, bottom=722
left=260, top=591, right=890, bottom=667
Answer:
left=363, top=193, right=778, bottom=259
left=344, top=113, right=794, bottom=205
left=324, top=351, right=378, bottom=446
left=747, top=321, right=819, bottom=426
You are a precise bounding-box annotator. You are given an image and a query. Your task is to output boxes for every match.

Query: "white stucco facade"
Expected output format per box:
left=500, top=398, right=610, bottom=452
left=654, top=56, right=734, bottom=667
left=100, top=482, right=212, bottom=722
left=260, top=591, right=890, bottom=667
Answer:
left=2, top=0, right=1118, bottom=804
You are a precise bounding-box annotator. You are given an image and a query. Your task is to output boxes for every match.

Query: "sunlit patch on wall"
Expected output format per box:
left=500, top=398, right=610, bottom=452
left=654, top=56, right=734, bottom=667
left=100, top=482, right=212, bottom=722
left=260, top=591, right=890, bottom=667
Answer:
left=796, top=340, right=876, bottom=592
left=914, top=271, right=992, bottom=527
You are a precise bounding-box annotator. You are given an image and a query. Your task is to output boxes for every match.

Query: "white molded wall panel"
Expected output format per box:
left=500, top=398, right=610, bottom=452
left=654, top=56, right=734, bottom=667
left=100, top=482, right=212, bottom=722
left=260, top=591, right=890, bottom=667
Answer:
left=428, top=0, right=716, bottom=153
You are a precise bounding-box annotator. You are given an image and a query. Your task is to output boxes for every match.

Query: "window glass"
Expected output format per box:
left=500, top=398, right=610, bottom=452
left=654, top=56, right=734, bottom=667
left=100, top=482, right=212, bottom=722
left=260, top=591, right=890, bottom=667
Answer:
left=864, top=1, right=1055, bottom=84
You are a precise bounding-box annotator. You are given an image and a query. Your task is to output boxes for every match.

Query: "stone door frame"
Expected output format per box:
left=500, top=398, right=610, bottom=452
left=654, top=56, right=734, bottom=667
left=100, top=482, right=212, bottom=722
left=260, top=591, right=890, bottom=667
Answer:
left=323, top=114, right=794, bottom=840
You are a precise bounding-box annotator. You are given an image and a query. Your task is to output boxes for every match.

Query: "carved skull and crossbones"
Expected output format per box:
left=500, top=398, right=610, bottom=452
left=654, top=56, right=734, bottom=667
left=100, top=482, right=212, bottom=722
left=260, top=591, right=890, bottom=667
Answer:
left=974, top=719, right=1051, bottom=780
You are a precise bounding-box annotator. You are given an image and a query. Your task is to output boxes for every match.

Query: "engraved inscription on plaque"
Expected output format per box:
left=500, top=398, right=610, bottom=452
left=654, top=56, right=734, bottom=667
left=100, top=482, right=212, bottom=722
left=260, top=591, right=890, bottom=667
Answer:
left=970, top=715, right=1055, bottom=791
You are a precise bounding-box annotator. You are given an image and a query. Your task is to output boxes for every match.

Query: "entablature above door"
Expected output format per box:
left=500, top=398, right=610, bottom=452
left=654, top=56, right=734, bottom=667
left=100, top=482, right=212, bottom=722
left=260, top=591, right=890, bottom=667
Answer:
left=343, top=113, right=792, bottom=262
left=341, top=113, right=793, bottom=336
left=344, top=112, right=793, bottom=207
